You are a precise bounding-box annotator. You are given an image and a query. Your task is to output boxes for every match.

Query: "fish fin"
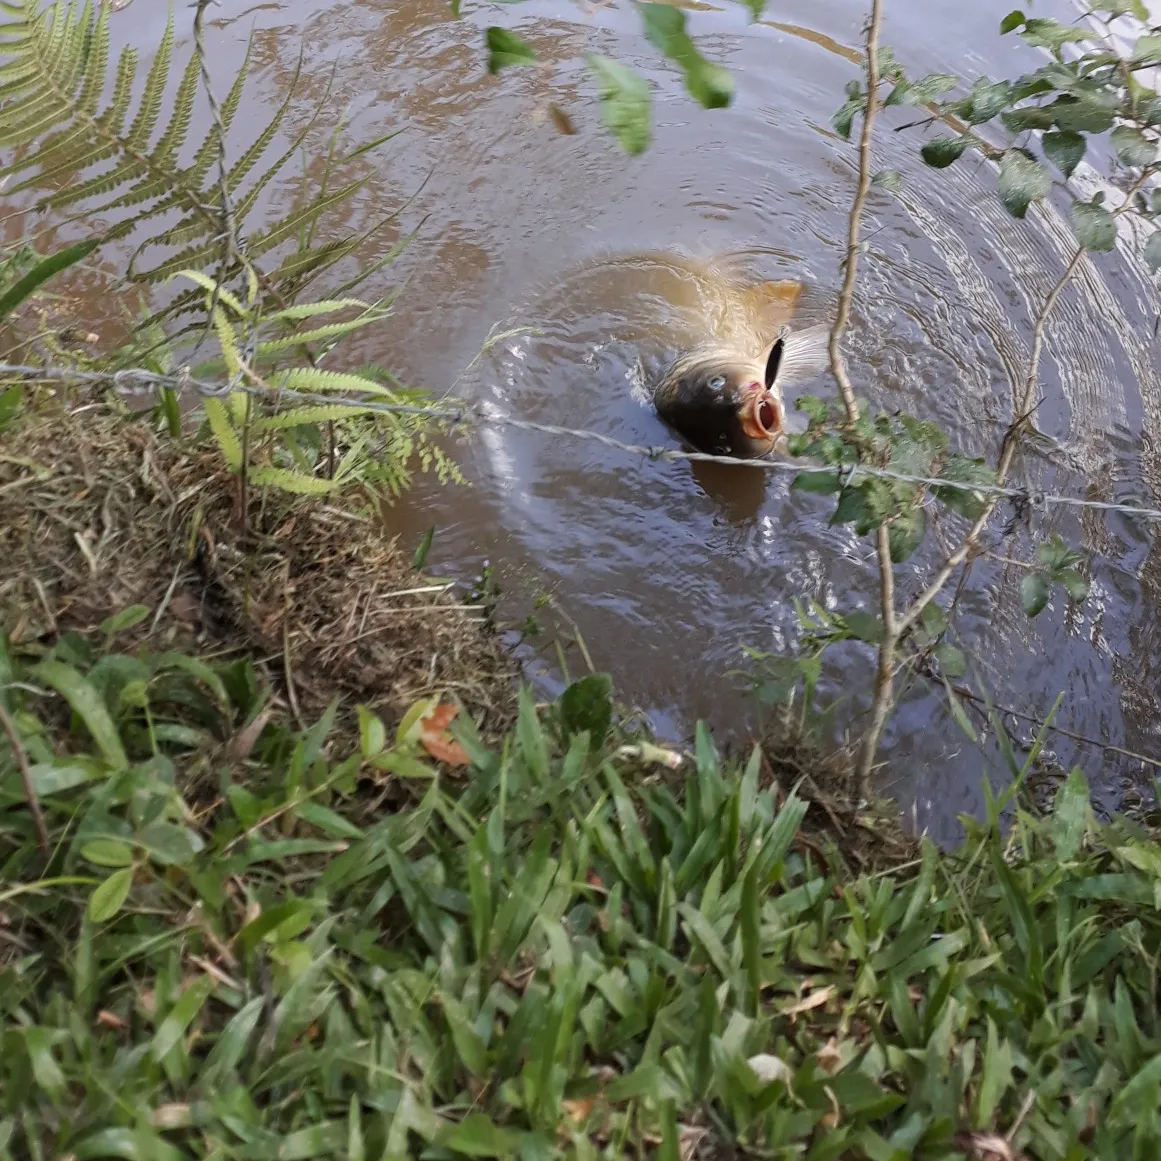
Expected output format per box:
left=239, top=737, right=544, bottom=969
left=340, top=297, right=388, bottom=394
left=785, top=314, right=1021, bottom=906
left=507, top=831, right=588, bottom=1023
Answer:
left=770, top=322, right=830, bottom=387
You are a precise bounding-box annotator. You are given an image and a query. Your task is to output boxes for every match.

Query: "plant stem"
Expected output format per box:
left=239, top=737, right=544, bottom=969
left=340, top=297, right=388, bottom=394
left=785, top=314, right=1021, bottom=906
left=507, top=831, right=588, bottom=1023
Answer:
left=829, top=0, right=894, bottom=796
left=0, top=702, right=49, bottom=857
left=828, top=0, right=884, bottom=425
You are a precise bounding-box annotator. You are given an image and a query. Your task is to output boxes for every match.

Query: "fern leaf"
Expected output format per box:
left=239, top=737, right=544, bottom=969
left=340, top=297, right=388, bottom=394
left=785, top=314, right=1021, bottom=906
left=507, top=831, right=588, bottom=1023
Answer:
left=265, top=239, right=359, bottom=293
left=250, top=405, right=376, bottom=432
left=175, top=270, right=248, bottom=317
left=264, top=298, right=373, bottom=323
left=149, top=50, right=199, bottom=169
left=256, top=318, right=386, bottom=358
left=249, top=466, right=338, bottom=496
left=74, top=2, right=111, bottom=120
left=125, top=12, right=172, bottom=150
left=247, top=180, right=368, bottom=262
left=202, top=397, right=242, bottom=471
left=271, top=368, right=396, bottom=398
left=212, top=307, right=243, bottom=382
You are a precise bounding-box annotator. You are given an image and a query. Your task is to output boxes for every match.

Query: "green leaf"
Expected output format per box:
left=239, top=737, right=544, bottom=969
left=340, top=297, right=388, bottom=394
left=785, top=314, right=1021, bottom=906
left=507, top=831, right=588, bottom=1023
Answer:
left=1111, top=125, right=1156, bottom=168
left=88, top=867, right=133, bottom=922
left=203, top=399, right=242, bottom=472
left=966, top=77, right=1011, bottom=124
left=0, top=239, right=100, bottom=321
left=586, top=54, right=652, bottom=156
left=1050, top=92, right=1118, bottom=134
left=1058, top=568, right=1089, bottom=603
left=944, top=681, right=978, bottom=742
left=357, top=705, right=386, bottom=758
left=872, top=169, right=903, bottom=193
left=412, top=525, right=435, bottom=570
left=81, top=839, right=134, bottom=868
left=833, top=97, right=862, bottom=141
left=559, top=673, right=613, bottom=746
left=1020, top=573, right=1051, bottom=617
left=0, top=385, right=24, bottom=433
left=441, top=1114, right=520, bottom=1157
left=1000, top=10, right=1026, bottom=34
left=1051, top=767, right=1089, bottom=860
left=639, top=3, right=734, bottom=110
left=1072, top=200, right=1117, bottom=251
left=153, top=976, right=214, bottom=1062
left=887, top=73, right=957, bottom=107
left=1042, top=130, right=1085, bottom=178
left=1144, top=232, right=1161, bottom=272
left=485, top=27, right=537, bottom=73
left=1020, top=18, right=1088, bottom=52
left=933, top=642, right=966, bottom=679
left=843, top=612, right=883, bottom=644
left=1131, top=33, right=1161, bottom=65
left=248, top=466, right=338, bottom=495
left=32, top=660, right=129, bottom=769
left=742, top=0, right=765, bottom=19
left=100, top=604, right=150, bottom=636
left=933, top=456, right=996, bottom=520
left=888, top=507, right=926, bottom=563
left=791, top=469, right=841, bottom=494
left=921, top=135, right=970, bottom=168
left=997, top=149, right=1051, bottom=219
left=1001, top=106, right=1057, bottom=132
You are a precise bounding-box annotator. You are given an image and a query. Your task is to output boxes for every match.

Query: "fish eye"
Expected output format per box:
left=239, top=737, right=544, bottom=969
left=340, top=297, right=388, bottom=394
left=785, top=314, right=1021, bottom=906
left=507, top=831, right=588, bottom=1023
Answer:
left=708, top=375, right=726, bottom=390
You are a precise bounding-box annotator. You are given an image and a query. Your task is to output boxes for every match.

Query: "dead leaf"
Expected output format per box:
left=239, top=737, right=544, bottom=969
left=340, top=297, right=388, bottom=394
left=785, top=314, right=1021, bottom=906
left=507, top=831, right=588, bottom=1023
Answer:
left=816, top=1037, right=843, bottom=1075
left=953, top=1132, right=1018, bottom=1161
left=151, top=1104, right=192, bottom=1130
left=419, top=701, right=470, bottom=766
left=781, top=985, right=837, bottom=1016
left=229, top=706, right=275, bottom=762
left=747, top=1053, right=792, bottom=1085
left=547, top=102, right=577, bottom=135
left=96, top=1009, right=127, bottom=1030
left=562, top=1098, right=593, bottom=1124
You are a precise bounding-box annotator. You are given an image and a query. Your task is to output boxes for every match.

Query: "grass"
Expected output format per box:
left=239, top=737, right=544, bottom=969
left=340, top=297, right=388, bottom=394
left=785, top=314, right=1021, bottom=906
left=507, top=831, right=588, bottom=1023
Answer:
left=3, top=602, right=1161, bottom=1161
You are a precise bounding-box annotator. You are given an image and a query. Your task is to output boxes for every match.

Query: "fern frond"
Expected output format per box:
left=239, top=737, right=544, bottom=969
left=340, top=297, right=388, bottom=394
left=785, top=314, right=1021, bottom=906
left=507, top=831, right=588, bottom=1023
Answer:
left=251, top=405, right=376, bottom=432
left=271, top=368, right=397, bottom=398
left=249, top=466, right=338, bottom=496
left=202, top=398, right=242, bottom=471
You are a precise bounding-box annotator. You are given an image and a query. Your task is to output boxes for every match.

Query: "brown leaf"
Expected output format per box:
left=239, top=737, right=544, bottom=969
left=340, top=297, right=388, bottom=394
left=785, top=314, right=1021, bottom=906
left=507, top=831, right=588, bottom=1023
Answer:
left=954, top=1132, right=1018, bottom=1161
left=562, top=1098, right=593, bottom=1125
left=547, top=102, right=577, bottom=135
left=816, top=1036, right=844, bottom=1075
left=418, top=702, right=470, bottom=766
left=229, top=706, right=275, bottom=762
left=781, top=985, right=836, bottom=1016
left=96, top=1009, right=127, bottom=1030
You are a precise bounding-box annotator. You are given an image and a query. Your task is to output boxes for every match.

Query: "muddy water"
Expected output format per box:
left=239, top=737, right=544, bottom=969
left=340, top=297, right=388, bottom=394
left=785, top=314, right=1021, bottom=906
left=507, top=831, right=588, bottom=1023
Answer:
left=79, top=0, right=1161, bottom=836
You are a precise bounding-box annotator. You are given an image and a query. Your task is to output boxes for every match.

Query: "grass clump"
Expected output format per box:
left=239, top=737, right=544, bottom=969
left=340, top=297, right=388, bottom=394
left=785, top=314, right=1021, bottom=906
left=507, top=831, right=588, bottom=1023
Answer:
left=3, top=607, right=1161, bottom=1160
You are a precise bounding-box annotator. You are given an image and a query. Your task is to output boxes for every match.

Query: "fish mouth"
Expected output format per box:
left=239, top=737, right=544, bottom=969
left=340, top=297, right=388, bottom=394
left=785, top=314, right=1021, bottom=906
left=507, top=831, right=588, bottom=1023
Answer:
left=738, top=382, right=782, bottom=442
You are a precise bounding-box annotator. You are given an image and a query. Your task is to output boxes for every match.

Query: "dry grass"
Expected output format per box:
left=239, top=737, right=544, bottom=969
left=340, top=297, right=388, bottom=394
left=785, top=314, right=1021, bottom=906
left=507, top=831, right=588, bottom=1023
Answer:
left=0, top=391, right=517, bottom=737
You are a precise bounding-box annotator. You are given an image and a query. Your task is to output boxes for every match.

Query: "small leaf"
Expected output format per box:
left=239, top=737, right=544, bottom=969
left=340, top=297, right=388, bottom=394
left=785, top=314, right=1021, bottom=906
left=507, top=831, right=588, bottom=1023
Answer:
left=0, top=385, right=24, bottom=433
left=485, top=27, right=537, bottom=73
left=586, top=54, right=652, bottom=156
left=100, top=604, right=150, bottom=636
left=1000, top=10, right=1026, bottom=34
left=997, top=149, right=1052, bottom=219
left=559, top=673, right=613, bottom=746
left=1132, top=33, right=1161, bottom=65
left=934, top=456, right=996, bottom=520
left=89, top=867, right=133, bottom=923
left=921, top=135, right=970, bottom=169
left=1072, top=200, right=1117, bottom=252
left=1020, top=573, right=1051, bottom=617
left=843, top=612, right=883, bottom=644
left=1020, top=18, right=1088, bottom=52
left=888, top=73, right=957, bottom=107
left=81, top=839, right=134, bottom=868
left=742, top=0, right=765, bottom=19
left=888, top=507, right=926, bottom=563
left=933, top=642, right=966, bottom=678
left=945, top=682, right=978, bottom=741
left=1050, top=92, right=1117, bottom=134
left=833, top=98, right=862, bottom=141
left=791, top=469, right=841, bottom=494
left=967, top=77, right=1011, bottom=124
left=1111, top=125, right=1156, bottom=168
left=152, top=976, right=214, bottom=1063
left=1001, top=106, right=1057, bottom=132
left=1051, top=767, right=1089, bottom=860
left=418, top=702, right=470, bottom=766
left=872, top=169, right=903, bottom=193
left=1042, top=130, right=1085, bottom=178
left=639, top=3, right=734, bottom=109
left=1144, top=233, right=1161, bottom=272
left=357, top=705, right=386, bottom=758
left=33, top=660, right=128, bottom=770
left=1059, top=568, right=1090, bottom=603
left=248, top=467, right=338, bottom=496
left=412, top=525, right=435, bottom=570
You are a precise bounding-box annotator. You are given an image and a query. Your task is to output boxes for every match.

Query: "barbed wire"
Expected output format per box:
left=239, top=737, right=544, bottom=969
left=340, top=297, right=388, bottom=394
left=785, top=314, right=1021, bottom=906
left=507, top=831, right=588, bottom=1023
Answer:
left=5, top=359, right=1161, bottom=525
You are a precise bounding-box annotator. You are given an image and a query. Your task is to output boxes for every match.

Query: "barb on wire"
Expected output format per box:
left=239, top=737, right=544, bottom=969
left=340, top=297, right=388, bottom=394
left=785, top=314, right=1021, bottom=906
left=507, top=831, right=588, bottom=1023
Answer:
left=5, top=360, right=1161, bottom=526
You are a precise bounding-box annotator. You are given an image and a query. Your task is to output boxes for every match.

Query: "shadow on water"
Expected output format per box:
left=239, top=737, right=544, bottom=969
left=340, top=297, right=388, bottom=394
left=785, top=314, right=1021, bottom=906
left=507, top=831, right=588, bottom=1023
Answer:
left=19, top=0, right=1161, bottom=841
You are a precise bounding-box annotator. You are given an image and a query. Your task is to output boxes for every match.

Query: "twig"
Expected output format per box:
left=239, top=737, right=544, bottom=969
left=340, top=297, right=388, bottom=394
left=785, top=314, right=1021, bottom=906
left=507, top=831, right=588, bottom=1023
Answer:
left=828, top=0, right=894, bottom=797
left=0, top=702, right=50, bottom=857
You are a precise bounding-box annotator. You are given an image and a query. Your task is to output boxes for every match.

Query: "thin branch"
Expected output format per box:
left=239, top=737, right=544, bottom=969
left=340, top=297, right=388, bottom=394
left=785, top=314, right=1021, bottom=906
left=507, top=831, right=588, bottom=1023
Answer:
left=830, top=0, right=894, bottom=796
left=828, top=0, right=884, bottom=425
left=0, top=701, right=50, bottom=857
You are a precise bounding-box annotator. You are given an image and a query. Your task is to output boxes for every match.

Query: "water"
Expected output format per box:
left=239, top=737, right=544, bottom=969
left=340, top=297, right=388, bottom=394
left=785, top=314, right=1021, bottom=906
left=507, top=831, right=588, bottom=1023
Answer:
left=31, top=0, right=1161, bottom=839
